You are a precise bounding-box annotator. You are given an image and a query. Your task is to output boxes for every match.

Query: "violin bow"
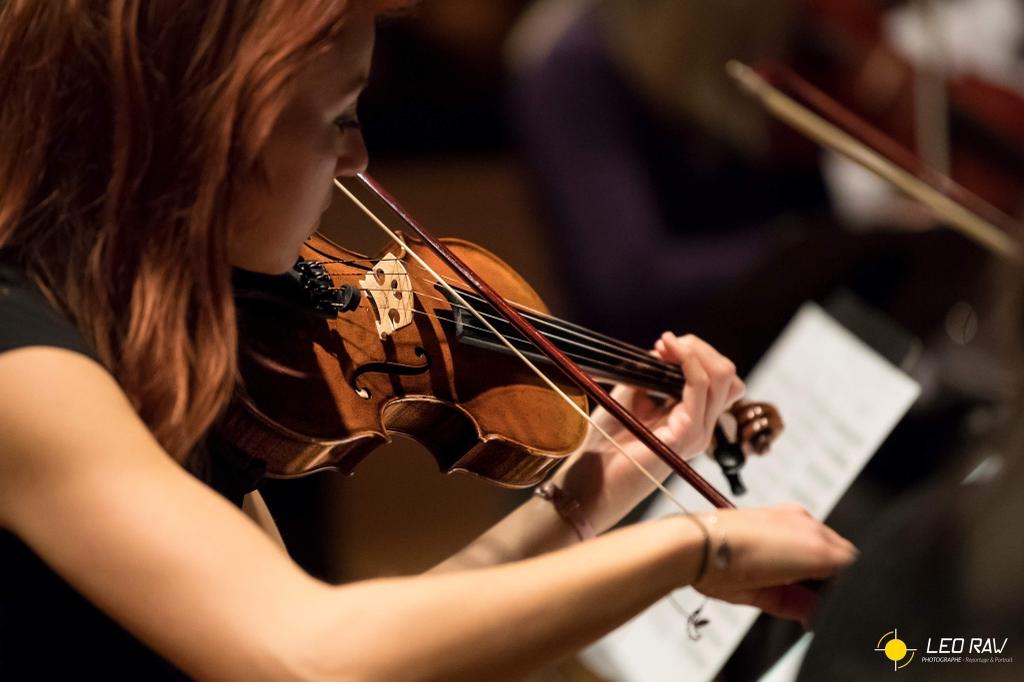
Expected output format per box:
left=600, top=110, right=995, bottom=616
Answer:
left=727, top=60, right=1024, bottom=262
left=334, top=174, right=734, bottom=511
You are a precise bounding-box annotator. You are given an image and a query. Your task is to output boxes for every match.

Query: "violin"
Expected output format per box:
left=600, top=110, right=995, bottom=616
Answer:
left=221, top=183, right=782, bottom=498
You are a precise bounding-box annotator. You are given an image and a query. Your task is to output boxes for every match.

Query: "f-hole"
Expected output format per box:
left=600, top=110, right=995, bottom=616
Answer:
left=352, top=346, right=431, bottom=399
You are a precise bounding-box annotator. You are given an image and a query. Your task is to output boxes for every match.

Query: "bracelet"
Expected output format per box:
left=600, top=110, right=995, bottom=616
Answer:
left=534, top=482, right=595, bottom=541
left=680, top=513, right=712, bottom=585
left=704, top=513, right=732, bottom=572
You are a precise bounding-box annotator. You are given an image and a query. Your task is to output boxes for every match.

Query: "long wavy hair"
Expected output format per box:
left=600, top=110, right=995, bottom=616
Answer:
left=0, top=0, right=408, bottom=461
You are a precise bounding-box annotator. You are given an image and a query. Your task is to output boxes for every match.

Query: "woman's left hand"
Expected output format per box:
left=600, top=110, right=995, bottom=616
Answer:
left=552, top=332, right=745, bottom=534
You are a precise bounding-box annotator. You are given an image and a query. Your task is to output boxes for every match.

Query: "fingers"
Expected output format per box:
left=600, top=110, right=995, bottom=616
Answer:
left=696, top=505, right=858, bottom=600
left=660, top=333, right=709, bottom=450
left=658, top=333, right=743, bottom=451
left=820, top=522, right=859, bottom=561
left=747, top=584, right=820, bottom=626
left=726, top=376, right=745, bottom=406
left=776, top=505, right=858, bottom=579
left=590, top=334, right=740, bottom=456
left=684, top=335, right=742, bottom=426
left=683, top=336, right=727, bottom=436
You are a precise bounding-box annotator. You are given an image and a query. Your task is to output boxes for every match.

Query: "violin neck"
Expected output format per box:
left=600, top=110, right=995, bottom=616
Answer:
left=443, top=286, right=684, bottom=397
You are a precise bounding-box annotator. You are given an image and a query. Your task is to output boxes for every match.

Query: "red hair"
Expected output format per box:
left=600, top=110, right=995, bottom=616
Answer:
left=0, top=1, right=410, bottom=460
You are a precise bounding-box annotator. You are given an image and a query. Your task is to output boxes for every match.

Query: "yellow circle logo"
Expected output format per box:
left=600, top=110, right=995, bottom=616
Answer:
left=876, top=629, right=917, bottom=671
left=885, top=639, right=908, bottom=661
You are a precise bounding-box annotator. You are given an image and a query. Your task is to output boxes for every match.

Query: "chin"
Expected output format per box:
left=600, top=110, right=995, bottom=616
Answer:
left=272, top=249, right=302, bottom=275
left=229, top=225, right=312, bottom=275
left=268, top=260, right=298, bottom=276
left=230, top=248, right=300, bottom=276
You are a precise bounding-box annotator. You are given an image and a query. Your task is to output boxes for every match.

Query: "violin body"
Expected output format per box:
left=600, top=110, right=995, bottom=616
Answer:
left=224, top=232, right=588, bottom=489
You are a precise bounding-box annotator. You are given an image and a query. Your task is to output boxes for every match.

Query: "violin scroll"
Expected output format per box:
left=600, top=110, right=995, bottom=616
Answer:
left=711, top=401, right=784, bottom=496
left=732, top=401, right=784, bottom=455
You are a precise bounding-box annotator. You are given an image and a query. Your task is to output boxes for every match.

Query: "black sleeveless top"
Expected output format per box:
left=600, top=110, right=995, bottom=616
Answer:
left=0, top=263, right=266, bottom=678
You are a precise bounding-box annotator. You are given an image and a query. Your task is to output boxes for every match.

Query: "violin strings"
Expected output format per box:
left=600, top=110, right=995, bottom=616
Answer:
left=390, top=307, right=684, bottom=393
left=302, top=253, right=667, bottom=364
left=313, top=254, right=671, bottom=369
left=434, top=283, right=677, bottom=372
left=311, top=260, right=683, bottom=380
left=337, top=278, right=688, bottom=391
left=354, top=285, right=684, bottom=387
left=340, top=289, right=683, bottom=394
left=311, top=254, right=667, bottom=363
left=333, top=177, right=692, bottom=516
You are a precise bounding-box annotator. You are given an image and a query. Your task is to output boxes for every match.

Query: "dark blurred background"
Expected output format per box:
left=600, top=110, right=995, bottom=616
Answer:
left=260, top=0, right=1024, bottom=679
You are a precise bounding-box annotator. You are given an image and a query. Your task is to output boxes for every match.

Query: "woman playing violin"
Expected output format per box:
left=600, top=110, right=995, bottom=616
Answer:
left=0, top=1, right=856, bottom=678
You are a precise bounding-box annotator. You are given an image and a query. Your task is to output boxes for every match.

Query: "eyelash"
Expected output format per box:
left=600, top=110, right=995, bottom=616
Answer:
left=334, top=116, right=362, bottom=132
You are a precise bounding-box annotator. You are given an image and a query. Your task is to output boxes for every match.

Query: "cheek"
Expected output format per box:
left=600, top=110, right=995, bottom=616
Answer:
left=229, top=156, right=336, bottom=273
left=267, top=135, right=337, bottom=221
left=260, top=135, right=337, bottom=224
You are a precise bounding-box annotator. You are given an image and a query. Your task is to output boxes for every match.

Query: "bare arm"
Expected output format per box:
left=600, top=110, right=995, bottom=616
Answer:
left=0, top=348, right=852, bottom=680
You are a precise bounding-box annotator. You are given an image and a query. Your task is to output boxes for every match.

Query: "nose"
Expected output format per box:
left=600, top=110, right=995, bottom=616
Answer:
left=335, top=131, right=369, bottom=178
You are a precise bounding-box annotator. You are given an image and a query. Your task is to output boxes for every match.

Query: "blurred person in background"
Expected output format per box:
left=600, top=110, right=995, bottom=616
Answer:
left=507, top=0, right=829, bottom=351
left=506, top=0, right=1023, bottom=366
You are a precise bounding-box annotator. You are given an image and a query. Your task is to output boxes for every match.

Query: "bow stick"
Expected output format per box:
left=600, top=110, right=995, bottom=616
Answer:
left=727, top=60, right=1024, bottom=262
left=334, top=173, right=734, bottom=511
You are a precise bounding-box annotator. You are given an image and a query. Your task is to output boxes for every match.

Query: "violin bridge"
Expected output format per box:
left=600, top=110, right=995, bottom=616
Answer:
left=359, top=251, right=414, bottom=339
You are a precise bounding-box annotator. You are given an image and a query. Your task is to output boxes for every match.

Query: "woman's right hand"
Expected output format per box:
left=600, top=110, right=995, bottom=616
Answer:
left=687, top=505, right=858, bottom=626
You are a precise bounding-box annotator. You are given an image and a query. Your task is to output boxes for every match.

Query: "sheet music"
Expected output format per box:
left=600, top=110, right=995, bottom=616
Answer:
left=580, top=302, right=921, bottom=682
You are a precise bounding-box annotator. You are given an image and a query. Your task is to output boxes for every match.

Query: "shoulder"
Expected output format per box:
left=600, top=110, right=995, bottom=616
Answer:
left=0, top=262, right=159, bottom=469
left=0, top=338, right=141, bottom=530
left=0, top=264, right=127, bottom=503
left=0, top=264, right=98, bottom=362
left=0, top=344, right=135, bottom=469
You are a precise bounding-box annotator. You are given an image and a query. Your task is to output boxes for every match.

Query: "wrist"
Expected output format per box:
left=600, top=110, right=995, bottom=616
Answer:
left=678, top=514, right=711, bottom=586
left=550, top=452, right=659, bottom=536
left=661, top=514, right=710, bottom=589
left=533, top=481, right=595, bottom=542
left=679, top=512, right=733, bottom=589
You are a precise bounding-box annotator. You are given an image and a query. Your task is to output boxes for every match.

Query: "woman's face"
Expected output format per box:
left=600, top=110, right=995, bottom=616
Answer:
left=229, top=4, right=375, bottom=273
